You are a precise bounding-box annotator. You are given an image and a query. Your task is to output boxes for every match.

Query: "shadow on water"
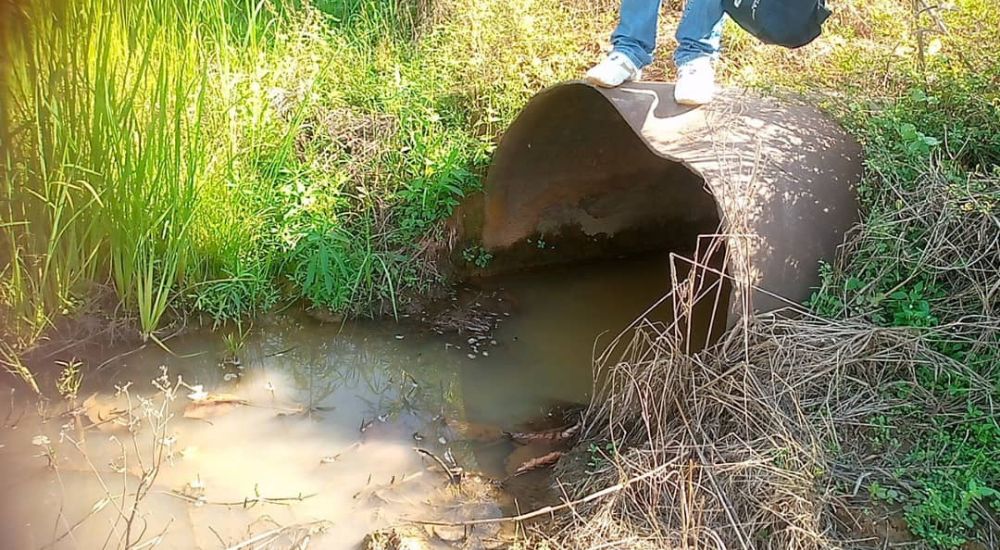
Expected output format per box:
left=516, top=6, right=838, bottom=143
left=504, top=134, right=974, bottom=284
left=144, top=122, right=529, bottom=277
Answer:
left=0, top=253, right=682, bottom=549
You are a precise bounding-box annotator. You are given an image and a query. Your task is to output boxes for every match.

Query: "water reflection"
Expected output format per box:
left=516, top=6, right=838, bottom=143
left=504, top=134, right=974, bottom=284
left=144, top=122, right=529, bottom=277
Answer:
left=0, top=254, right=677, bottom=549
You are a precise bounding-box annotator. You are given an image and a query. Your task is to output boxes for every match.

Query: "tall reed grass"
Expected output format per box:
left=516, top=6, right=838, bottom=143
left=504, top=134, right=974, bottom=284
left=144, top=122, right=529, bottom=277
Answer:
left=1, top=0, right=600, bottom=386
left=1, top=0, right=219, bottom=349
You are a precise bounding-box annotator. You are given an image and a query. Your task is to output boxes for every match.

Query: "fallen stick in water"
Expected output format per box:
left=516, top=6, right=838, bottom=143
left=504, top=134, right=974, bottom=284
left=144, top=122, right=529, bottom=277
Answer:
left=320, top=441, right=362, bottom=463
left=504, top=421, right=581, bottom=444
left=222, top=519, right=331, bottom=550
left=414, top=447, right=462, bottom=484
left=405, top=455, right=682, bottom=527
left=163, top=490, right=316, bottom=508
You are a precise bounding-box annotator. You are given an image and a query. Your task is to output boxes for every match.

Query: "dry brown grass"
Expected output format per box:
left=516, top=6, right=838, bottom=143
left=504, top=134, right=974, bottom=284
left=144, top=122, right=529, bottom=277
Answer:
left=524, top=164, right=1000, bottom=549
left=821, top=166, right=1000, bottom=325
left=529, top=312, right=995, bottom=549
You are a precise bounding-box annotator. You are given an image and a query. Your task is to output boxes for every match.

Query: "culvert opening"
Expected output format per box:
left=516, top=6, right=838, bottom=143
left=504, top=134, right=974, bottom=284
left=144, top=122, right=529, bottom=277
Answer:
left=451, top=80, right=862, bottom=348
left=453, top=83, right=721, bottom=273
left=449, top=83, right=738, bottom=356
left=444, top=80, right=866, bottom=491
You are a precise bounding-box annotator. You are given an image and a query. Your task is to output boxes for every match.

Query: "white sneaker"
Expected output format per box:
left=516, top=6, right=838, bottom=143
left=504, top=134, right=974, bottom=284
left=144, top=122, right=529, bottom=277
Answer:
left=585, top=52, right=642, bottom=88
left=674, top=57, right=716, bottom=106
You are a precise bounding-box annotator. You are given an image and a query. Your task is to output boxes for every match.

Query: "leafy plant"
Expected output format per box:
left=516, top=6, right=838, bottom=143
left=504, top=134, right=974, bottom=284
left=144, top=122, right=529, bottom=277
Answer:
left=886, top=281, right=939, bottom=328
left=462, top=245, right=493, bottom=269
left=586, top=442, right=615, bottom=472
left=868, top=481, right=904, bottom=504
left=1, top=0, right=601, bottom=370
left=796, top=12, right=1000, bottom=545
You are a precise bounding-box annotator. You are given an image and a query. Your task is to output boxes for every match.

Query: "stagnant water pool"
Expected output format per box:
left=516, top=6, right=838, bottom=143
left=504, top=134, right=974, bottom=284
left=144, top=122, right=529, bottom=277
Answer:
left=0, top=256, right=680, bottom=549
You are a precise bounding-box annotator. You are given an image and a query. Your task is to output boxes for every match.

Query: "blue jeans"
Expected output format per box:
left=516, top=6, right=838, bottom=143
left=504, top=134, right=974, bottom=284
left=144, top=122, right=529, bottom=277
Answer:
left=611, top=0, right=724, bottom=69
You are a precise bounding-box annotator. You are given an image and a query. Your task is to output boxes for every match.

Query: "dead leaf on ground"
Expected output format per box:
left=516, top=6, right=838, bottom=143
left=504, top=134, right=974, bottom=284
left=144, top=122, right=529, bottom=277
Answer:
left=183, top=393, right=248, bottom=419
left=81, top=393, right=129, bottom=433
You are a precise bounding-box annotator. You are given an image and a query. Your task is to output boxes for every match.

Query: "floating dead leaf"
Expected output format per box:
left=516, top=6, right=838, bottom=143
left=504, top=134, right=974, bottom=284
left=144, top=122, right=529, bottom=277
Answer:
left=320, top=441, right=362, bottom=463
left=504, top=442, right=554, bottom=476
left=182, top=393, right=248, bottom=419
left=274, top=403, right=307, bottom=417
left=179, top=476, right=206, bottom=501
left=187, top=385, right=208, bottom=401
left=511, top=450, right=564, bottom=476
left=82, top=393, right=129, bottom=433
left=505, top=421, right=580, bottom=444
left=432, top=524, right=466, bottom=543
left=444, top=418, right=504, bottom=441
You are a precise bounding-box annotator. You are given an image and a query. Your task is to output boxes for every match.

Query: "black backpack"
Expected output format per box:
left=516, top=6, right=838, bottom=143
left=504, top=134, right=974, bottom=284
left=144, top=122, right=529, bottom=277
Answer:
left=722, top=0, right=831, bottom=49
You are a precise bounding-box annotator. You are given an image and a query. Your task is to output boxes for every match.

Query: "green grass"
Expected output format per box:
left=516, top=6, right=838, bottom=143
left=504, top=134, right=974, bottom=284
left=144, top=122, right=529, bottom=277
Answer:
left=733, top=0, right=1000, bottom=545
left=2, top=0, right=233, bottom=346
left=0, top=0, right=602, bottom=372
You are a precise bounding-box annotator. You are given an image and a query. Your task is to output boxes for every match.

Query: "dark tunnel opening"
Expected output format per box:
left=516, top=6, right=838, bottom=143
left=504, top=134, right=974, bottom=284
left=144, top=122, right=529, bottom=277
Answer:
left=447, top=83, right=732, bottom=351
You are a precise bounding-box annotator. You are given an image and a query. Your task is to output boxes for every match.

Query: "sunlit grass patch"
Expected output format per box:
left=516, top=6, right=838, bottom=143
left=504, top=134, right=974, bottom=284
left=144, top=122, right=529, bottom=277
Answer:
left=0, top=0, right=607, bottom=358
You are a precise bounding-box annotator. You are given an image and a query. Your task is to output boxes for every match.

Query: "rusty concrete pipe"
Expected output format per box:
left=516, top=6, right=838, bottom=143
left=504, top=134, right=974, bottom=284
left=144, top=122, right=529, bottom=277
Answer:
left=470, top=81, right=862, bottom=328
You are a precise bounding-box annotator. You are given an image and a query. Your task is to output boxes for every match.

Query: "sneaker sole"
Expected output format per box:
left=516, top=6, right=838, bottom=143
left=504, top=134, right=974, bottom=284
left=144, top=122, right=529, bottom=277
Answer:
left=674, top=92, right=715, bottom=106
left=584, top=74, right=641, bottom=89
left=585, top=74, right=624, bottom=88
left=675, top=97, right=712, bottom=106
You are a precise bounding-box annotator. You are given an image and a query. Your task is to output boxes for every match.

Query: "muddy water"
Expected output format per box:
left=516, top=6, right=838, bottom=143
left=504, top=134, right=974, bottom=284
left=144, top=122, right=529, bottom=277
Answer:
left=0, top=255, right=675, bottom=549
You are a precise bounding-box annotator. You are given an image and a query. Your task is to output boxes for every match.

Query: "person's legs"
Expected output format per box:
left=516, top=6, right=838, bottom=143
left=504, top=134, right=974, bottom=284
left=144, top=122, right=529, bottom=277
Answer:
left=611, top=0, right=663, bottom=69
left=586, top=0, right=660, bottom=87
left=672, top=0, right=724, bottom=104
left=673, top=0, right=725, bottom=67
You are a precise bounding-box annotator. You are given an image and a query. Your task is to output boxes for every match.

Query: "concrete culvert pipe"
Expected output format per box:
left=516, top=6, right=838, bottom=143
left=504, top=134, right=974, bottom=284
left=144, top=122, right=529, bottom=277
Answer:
left=452, top=81, right=862, bottom=333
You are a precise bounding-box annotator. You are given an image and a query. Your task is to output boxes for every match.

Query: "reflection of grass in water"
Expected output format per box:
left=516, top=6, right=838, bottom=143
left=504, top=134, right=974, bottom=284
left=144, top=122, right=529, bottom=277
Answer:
left=26, top=367, right=337, bottom=547
left=268, top=332, right=461, bottom=423
left=221, top=324, right=252, bottom=360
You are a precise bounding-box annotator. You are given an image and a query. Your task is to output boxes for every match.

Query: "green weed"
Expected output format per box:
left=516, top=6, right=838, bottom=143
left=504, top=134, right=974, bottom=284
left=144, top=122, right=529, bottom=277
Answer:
left=586, top=442, right=615, bottom=472
left=461, top=245, right=493, bottom=269
left=735, top=0, right=1000, bottom=545
left=793, top=15, right=1000, bottom=546
left=902, top=408, right=1000, bottom=548
left=868, top=481, right=904, bottom=504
